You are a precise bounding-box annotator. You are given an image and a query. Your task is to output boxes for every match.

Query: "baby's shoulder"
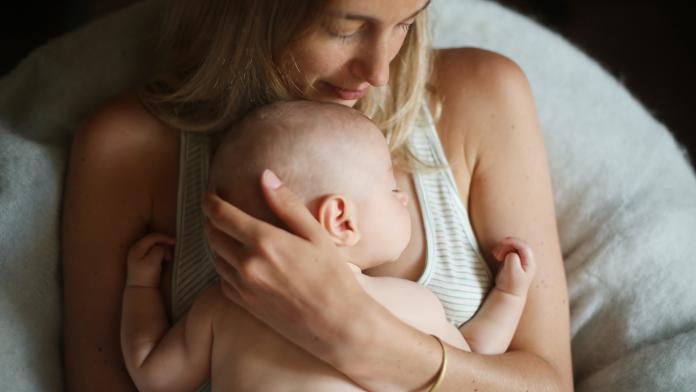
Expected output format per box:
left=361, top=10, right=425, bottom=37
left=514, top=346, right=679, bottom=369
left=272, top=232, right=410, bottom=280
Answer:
left=188, top=283, right=236, bottom=324
left=359, top=276, right=445, bottom=321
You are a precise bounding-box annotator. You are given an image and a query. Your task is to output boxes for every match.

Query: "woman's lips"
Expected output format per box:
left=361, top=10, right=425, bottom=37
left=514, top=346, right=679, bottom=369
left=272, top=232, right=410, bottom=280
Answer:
left=327, top=83, right=367, bottom=100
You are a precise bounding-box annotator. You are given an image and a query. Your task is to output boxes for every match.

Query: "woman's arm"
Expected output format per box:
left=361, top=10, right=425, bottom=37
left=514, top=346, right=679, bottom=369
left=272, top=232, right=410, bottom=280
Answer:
left=61, top=96, right=175, bottom=391
left=443, top=47, right=572, bottom=389
left=321, top=49, right=573, bottom=391
left=338, top=48, right=573, bottom=391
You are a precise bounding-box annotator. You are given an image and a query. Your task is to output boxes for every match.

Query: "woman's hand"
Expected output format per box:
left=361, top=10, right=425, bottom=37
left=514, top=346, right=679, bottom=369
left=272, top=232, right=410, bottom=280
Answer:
left=202, top=169, right=372, bottom=366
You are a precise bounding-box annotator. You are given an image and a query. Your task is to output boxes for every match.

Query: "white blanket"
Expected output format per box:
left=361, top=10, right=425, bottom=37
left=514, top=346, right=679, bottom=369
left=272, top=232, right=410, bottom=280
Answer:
left=1, top=0, right=695, bottom=390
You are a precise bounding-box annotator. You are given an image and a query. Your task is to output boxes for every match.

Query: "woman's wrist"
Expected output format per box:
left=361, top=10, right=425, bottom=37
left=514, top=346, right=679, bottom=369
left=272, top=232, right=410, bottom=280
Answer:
left=319, top=291, right=381, bottom=372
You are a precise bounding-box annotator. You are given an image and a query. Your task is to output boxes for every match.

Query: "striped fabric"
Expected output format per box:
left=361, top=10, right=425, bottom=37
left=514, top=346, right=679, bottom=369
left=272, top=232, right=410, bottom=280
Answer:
left=411, top=109, right=493, bottom=327
left=171, top=131, right=217, bottom=392
left=170, top=131, right=217, bottom=321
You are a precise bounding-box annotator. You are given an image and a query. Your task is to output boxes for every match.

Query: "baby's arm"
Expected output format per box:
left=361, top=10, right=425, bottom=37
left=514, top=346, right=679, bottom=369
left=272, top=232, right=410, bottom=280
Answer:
left=121, top=233, right=216, bottom=392
left=459, top=237, right=536, bottom=354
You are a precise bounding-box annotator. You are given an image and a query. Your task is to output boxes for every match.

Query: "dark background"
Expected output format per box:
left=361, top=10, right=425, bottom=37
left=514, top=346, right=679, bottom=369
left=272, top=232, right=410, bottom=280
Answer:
left=2, top=0, right=694, bottom=160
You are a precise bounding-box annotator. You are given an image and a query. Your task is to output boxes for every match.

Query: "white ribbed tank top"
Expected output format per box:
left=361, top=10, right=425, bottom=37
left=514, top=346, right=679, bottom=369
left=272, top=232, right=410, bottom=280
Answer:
left=409, top=109, right=493, bottom=327
left=170, top=108, right=493, bottom=328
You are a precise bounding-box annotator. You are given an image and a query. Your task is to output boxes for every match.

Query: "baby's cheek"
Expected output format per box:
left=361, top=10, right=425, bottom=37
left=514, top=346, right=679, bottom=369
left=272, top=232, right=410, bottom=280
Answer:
left=400, top=208, right=413, bottom=248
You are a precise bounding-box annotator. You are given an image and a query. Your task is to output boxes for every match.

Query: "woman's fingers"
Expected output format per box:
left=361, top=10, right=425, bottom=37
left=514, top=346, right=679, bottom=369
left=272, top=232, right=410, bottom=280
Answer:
left=219, top=280, right=244, bottom=307
left=259, top=169, right=328, bottom=245
left=202, top=169, right=329, bottom=252
left=214, top=255, right=252, bottom=307
left=203, top=191, right=275, bottom=246
left=213, top=252, right=241, bottom=286
left=204, top=219, right=247, bottom=266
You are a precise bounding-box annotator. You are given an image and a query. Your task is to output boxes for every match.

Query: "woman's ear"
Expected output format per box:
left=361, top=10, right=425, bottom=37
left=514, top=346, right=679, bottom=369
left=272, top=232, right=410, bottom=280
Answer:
left=317, top=194, right=361, bottom=247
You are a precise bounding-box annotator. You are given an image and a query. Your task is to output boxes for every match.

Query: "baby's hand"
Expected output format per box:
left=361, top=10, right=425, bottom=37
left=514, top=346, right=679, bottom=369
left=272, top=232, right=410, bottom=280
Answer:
left=126, top=233, right=176, bottom=288
left=491, top=236, right=536, bottom=298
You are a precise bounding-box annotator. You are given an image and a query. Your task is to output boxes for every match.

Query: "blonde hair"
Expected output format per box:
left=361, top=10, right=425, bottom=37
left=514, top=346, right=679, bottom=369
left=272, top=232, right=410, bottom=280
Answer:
left=139, top=0, right=444, bottom=173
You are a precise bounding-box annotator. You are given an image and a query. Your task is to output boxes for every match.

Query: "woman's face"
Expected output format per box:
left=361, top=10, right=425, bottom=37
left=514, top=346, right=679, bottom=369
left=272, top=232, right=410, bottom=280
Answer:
left=288, top=0, right=430, bottom=107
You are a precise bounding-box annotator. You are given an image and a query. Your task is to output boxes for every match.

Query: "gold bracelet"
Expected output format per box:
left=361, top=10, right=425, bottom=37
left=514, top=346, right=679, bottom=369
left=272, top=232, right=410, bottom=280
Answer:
left=428, top=335, right=448, bottom=392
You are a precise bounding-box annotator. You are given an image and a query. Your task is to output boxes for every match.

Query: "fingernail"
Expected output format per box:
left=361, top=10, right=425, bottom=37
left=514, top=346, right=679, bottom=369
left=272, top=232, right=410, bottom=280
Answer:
left=262, top=169, right=282, bottom=190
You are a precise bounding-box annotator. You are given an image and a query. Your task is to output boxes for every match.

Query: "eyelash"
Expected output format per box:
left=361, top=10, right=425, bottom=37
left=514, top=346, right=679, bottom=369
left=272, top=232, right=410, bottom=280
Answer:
left=331, top=22, right=414, bottom=43
left=399, top=22, right=414, bottom=32
left=335, top=33, right=353, bottom=43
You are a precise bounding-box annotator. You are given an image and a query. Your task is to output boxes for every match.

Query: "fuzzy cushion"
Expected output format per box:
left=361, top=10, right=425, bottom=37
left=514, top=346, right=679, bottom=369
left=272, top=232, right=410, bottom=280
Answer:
left=1, top=0, right=695, bottom=390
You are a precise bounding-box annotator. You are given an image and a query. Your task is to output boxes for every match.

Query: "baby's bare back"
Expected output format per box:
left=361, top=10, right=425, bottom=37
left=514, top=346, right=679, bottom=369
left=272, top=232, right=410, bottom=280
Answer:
left=208, top=290, right=363, bottom=391
left=207, top=274, right=464, bottom=391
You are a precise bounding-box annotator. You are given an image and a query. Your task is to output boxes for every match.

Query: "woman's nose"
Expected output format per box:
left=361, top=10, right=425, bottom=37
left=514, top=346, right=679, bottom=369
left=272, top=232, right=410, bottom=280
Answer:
left=352, top=42, right=390, bottom=87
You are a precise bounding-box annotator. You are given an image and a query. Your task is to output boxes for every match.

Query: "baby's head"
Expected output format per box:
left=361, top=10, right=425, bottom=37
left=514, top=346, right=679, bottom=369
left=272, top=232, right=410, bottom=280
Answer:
left=208, top=100, right=411, bottom=269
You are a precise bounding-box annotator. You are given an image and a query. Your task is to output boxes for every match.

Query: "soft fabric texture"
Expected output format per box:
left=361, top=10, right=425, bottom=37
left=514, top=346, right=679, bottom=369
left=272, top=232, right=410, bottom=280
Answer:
left=1, top=0, right=694, bottom=390
left=410, top=106, right=493, bottom=327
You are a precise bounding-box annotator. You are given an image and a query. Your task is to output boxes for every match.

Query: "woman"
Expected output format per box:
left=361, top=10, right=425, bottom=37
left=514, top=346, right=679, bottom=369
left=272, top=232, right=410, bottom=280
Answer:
left=61, top=0, right=573, bottom=390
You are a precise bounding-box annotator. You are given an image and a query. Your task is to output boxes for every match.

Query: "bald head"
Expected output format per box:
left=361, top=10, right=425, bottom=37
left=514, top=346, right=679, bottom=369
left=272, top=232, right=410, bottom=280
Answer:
left=208, top=100, right=391, bottom=227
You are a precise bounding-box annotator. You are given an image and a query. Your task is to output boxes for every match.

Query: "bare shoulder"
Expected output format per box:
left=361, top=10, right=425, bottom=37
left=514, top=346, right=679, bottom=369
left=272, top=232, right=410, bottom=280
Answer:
left=75, top=90, right=179, bottom=175
left=190, top=284, right=229, bottom=317
left=430, top=47, right=552, bottom=264
left=70, top=90, right=180, bottom=227
left=431, top=47, right=528, bottom=104
left=430, top=47, right=534, bottom=181
left=359, top=276, right=444, bottom=321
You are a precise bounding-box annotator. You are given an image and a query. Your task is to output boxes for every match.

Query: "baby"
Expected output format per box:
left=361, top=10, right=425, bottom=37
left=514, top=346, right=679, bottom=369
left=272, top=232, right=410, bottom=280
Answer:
left=121, top=100, right=535, bottom=391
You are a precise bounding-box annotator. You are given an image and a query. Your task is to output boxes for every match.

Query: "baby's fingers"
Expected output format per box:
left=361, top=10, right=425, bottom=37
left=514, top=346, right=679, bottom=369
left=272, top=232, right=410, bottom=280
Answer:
left=142, top=244, right=169, bottom=264
left=492, top=237, right=534, bottom=267
left=503, top=252, right=523, bottom=273
left=127, top=233, right=176, bottom=262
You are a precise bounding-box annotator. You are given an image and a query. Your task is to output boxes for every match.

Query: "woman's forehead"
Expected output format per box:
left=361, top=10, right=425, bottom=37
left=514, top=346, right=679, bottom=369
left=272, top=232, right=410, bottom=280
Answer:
left=325, top=0, right=430, bottom=23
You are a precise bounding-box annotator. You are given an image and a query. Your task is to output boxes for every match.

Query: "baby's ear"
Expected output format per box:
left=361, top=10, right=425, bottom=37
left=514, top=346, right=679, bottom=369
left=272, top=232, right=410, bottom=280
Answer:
left=317, top=194, right=361, bottom=247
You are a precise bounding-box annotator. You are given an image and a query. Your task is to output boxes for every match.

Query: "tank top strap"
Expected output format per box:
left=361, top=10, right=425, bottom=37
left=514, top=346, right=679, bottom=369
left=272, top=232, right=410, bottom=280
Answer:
left=408, top=103, right=492, bottom=327
left=171, top=131, right=218, bottom=320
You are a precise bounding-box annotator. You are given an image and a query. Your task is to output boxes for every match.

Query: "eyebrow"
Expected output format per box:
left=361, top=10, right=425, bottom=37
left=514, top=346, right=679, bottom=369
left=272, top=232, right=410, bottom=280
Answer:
left=330, top=0, right=431, bottom=23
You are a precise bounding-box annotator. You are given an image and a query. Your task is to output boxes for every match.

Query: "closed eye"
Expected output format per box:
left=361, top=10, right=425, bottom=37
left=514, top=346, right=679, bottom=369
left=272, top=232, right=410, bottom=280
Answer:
left=398, top=18, right=416, bottom=32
